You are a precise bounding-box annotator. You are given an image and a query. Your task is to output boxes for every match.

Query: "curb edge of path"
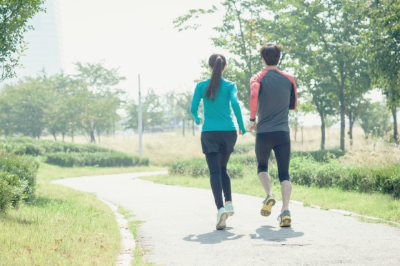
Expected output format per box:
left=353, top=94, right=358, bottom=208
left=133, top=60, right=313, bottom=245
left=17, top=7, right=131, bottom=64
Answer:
left=99, top=199, right=135, bottom=266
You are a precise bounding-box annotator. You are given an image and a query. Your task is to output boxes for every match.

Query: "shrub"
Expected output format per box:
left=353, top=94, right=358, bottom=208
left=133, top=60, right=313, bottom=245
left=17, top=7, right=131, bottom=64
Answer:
left=0, top=153, right=38, bottom=212
left=169, top=158, right=243, bottom=178
left=233, top=143, right=254, bottom=154
left=0, top=172, right=28, bottom=212
left=45, top=152, right=149, bottom=167
left=292, top=150, right=345, bottom=162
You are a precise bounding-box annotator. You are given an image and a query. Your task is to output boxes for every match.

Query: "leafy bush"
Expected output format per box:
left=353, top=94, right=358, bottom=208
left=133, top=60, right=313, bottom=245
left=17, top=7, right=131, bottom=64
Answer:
left=45, top=152, right=149, bottom=167
left=233, top=142, right=254, bottom=154
left=0, top=138, right=111, bottom=156
left=0, top=153, right=38, bottom=212
left=169, top=158, right=243, bottom=178
left=292, top=150, right=345, bottom=162
left=0, top=172, right=28, bottom=212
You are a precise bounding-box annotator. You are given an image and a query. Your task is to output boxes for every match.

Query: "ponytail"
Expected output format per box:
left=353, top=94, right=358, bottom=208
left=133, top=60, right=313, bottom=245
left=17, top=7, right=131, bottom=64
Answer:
left=206, top=54, right=226, bottom=100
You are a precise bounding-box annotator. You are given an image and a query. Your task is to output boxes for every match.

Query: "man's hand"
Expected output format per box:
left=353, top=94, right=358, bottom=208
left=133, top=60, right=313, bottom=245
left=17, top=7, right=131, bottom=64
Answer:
left=249, top=121, right=257, bottom=132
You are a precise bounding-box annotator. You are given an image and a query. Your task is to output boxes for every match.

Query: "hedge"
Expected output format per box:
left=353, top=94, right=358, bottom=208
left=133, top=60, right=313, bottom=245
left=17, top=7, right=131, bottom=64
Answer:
left=45, top=152, right=149, bottom=167
left=0, top=138, right=111, bottom=156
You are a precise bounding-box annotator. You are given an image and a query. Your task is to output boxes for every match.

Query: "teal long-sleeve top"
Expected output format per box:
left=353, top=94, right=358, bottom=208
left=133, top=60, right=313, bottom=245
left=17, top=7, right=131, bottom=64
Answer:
left=190, top=78, right=246, bottom=133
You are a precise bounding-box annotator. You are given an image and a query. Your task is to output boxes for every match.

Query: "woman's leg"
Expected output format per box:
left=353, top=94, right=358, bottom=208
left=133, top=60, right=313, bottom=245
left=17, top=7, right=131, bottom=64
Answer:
left=205, top=152, right=224, bottom=210
left=220, top=151, right=232, bottom=203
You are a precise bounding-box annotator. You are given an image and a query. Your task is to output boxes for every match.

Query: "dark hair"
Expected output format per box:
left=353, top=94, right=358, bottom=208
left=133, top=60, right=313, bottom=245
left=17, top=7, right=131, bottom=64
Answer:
left=206, top=54, right=226, bottom=100
left=260, top=43, right=282, bottom=66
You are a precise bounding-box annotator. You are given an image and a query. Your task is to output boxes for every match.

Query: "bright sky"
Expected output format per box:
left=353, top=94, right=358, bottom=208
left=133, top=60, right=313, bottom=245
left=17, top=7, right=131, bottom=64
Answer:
left=59, top=0, right=223, bottom=99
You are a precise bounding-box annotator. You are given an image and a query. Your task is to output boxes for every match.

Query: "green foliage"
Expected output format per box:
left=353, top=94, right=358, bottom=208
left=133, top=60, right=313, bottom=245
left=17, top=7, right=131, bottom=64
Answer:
left=232, top=142, right=254, bottom=154
left=0, top=63, right=124, bottom=142
left=45, top=152, right=148, bottom=168
left=0, top=138, right=110, bottom=156
left=169, top=150, right=399, bottom=198
left=169, top=158, right=243, bottom=178
left=289, top=156, right=400, bottom=198
left=358, top=101, right=392, bottom=139
left=292, top=150, right=345, bottom=162
left=0, top=153, right=38, bottom=212
left=0, top=172, right=27, bottom=213
left=0, top=0, right=44, bottom=82
left=0, top=138, right=149, bottom=168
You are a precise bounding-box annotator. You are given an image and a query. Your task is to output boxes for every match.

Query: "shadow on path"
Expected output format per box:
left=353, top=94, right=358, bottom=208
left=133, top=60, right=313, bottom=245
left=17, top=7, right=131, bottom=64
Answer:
left=183, top=227, right=244, bottom=244
left=250, top=225, right=304, bottom=242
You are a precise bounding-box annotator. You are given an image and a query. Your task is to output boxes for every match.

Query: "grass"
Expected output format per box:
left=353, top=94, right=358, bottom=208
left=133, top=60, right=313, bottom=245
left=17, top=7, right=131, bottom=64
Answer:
left=0, top=162, right=163, bottom=266
left=140, top=173, right=400, bottom=223
left=118, top=207, right=155, bottom=266
left=0, top=182, right=120, bottom=265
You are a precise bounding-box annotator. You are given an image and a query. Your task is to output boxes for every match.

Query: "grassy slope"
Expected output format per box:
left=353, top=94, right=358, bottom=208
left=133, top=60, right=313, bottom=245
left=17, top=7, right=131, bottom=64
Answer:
left=0, top=163, right=164, bottom=266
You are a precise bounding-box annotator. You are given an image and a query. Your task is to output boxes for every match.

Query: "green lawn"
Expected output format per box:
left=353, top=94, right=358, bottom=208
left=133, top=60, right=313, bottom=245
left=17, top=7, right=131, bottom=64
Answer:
left=140, top=173, right=400, bottom=225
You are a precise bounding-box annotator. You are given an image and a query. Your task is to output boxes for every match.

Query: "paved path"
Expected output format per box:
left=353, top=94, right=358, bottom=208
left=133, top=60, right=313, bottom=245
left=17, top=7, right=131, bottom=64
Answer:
left=54, top=172, right=400, bottom=266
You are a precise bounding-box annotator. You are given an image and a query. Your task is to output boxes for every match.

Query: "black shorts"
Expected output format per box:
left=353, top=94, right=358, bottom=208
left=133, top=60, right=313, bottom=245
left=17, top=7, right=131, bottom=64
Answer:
left=201, top=131, right=237, bottom=154
left=255, top=131, right=291, bottom=182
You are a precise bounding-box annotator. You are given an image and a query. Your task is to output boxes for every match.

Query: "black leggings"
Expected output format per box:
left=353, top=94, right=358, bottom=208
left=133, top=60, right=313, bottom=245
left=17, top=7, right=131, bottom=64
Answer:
left=255, top=131, right=291, bottom=182
left=205, top=152, right=232, bottom=210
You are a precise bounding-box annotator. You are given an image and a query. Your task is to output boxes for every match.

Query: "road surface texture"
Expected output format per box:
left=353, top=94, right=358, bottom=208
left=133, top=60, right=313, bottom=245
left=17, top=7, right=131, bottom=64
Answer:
left=54, top=172, right=400, bottom=266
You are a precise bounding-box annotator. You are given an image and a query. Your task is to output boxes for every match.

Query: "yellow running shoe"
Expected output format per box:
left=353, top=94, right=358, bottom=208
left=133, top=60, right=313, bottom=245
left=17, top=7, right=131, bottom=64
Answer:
left=278, top=210, right=292, bottom=227
left=261, top=194, right=276, bottom=216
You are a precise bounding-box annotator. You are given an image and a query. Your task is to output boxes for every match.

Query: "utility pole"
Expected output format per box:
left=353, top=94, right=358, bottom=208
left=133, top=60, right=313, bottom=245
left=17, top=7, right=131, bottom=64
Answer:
left=138, top=74, right=143, bottom=156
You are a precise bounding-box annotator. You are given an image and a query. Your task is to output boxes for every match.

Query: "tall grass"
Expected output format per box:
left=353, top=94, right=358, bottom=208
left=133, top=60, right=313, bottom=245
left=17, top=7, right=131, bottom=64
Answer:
left=66, top=126, right=399, bottom=166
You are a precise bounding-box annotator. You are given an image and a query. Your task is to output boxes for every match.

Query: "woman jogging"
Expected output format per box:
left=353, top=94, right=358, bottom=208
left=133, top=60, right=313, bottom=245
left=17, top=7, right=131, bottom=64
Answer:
left=249, top=43, right=297, bottom=227
left=190, top=53, right=246, bottom=230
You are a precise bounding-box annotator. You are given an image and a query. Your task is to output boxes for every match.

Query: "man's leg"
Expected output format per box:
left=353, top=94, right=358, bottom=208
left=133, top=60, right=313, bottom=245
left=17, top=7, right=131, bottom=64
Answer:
left=258, top=171, right=271, bottom=195
left=280, top=180, right=292, bottom=213
left=273, top=133, right=291, bottom=213
left=255, top=132, right=275, bottom=216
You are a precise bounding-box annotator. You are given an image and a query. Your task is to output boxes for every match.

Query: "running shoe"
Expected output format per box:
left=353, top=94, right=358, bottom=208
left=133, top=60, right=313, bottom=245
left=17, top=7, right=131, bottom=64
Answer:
left=260, top=194, right=276, bottom=216
left=278, top=210, right=291, bottom=227
left=216, top=207, right=228, bottom=230
left=225, top=203, right=235, bottom=216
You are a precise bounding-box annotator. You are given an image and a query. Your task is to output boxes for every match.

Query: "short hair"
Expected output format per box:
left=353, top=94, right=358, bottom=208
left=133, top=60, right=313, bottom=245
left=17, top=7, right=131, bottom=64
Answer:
left=260, top=43, right=282, bottom=66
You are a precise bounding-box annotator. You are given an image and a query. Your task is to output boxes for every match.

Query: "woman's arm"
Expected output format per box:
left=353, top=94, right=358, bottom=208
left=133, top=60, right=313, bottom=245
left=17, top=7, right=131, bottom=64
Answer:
left=230, top=84, right=246, bottom=134
left=190, top=84, right=202, bottom=125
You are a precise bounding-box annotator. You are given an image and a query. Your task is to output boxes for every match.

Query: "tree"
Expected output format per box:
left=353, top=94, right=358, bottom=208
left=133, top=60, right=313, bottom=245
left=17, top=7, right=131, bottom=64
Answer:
left=366, top=0, right=400, bottom=143
left=125, top=89, right=166, bottom=133
left=174, top=0, right=267, bottom=109
left=359, top=101, right=392, bottom=140
left=176, top=91, right=195, bottom=136
left=265, top=0, right=370, bottom=152
left=73, top=62, right=125, bottom=142
left=0, top=76, right=51, bottom=138
left=0, top=0, right=44, bottom=83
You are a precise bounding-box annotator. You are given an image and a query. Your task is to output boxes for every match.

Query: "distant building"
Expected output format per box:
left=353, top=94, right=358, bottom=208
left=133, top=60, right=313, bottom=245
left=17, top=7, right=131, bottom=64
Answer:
left=14, top=0, right=64, bottom=80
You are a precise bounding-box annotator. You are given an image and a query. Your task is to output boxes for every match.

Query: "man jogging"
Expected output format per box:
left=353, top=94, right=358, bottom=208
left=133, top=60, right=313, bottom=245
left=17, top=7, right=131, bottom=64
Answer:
left=249, top=43, right=297, bottom=227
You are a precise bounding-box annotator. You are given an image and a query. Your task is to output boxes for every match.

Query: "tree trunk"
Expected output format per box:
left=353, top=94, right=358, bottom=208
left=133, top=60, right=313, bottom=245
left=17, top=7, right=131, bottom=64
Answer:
left=182, top=120, right=185, bottom=137
left=348, top=112, right=354, bottom=148
left=339, top=86, right=346, bottom=152
left=192, top=120, right=195, bottom=136
left=392, top=105, right=398, bottom=143
left=320, top=115, right=325, bottom=150
left=301, top=126, right=304, bottom=146
left=90, top=130, right=96, bottom=143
